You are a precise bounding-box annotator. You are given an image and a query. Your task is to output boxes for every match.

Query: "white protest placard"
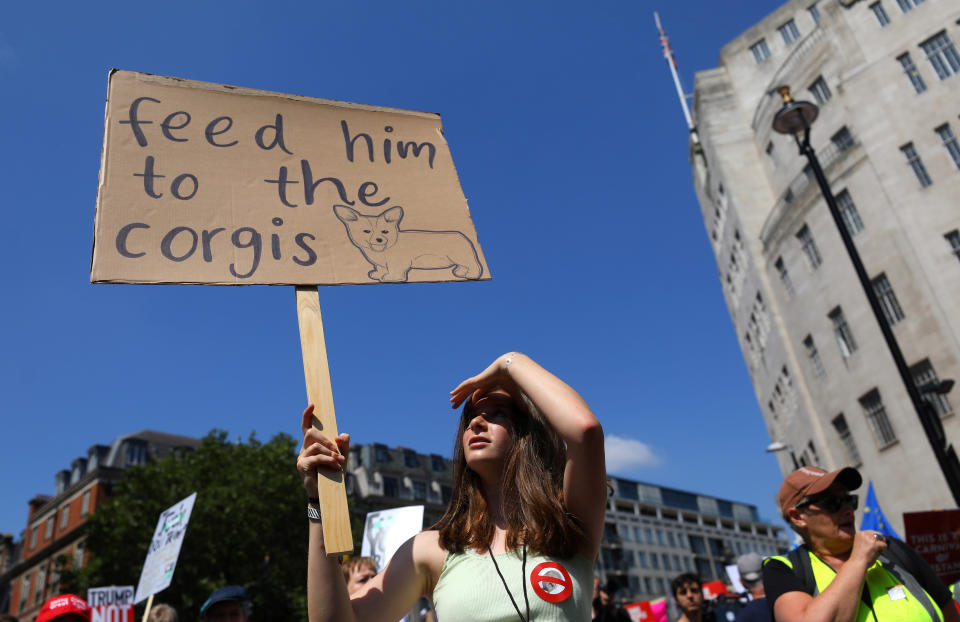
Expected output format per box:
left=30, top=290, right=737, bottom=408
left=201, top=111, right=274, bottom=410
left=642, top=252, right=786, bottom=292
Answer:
left=361, top=505, right=424, bottom=570
left=87, top=586, right=135, bottom=622
left=134, top=492, right=197, bottom=603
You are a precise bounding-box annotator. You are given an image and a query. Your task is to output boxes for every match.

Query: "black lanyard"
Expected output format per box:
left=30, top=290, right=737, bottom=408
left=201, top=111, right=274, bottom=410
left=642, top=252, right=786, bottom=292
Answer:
left=489, top=545, right=531, bottom=622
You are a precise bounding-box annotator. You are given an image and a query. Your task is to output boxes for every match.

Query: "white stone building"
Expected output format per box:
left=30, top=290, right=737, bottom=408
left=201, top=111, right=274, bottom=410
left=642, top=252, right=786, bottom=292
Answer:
left=690, top=0, right=960, bottom=533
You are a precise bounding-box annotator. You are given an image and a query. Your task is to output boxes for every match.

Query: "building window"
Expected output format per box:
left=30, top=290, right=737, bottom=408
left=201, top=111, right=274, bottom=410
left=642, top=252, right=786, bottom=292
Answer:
left=74, top=540, right=85, bottom=568
left=20, top=573, right=30, bottom=612
left=45, top=516, right=54, bottom=541
left=81, top=490, right=91, bottom=516
left=803, top=335, right=827, bottom=378
left=59, top=506, right=69, bottom=531
left=809, top=3, right=821, bottom=25
left=750, top=38, right=771, bottom=63
left=832, top=414, right=862, bottom=466
left=870, top=2, right=891, bottom=26
left=403, top=450, right=419, bottom=468
left=897, top=53, right=927, bottom=93
left=34, top=564, right=46, bottom=604
left=441, top=485, right=452, bottom=504
left=935, top=124, right=960, bottom=170
left=895, top=0, right=919, bottom=12
left=831, top=126, right=855, bottom=152
left=835, top=190, right=864, bottom=236
left=946, top=230, right=960, bottom=263
left=829, top=306, right=857, bottom=357
left=860, top=389, right=897, bottom=446
left=31, top=526, right=38, bottom=550
left=901, top=142, right=933, bottom=187
left=382, top=476, right=398, bottom=497
left=920, top=31, right=960, bottom=80
left=796, top=225, right=823, bottom=270
left=374, top=444, right=390, bottom=463
left=809, top=76, right=832, bottom=105
left=871, top=273, right=905, bottom=325
left=779, top=19, right=801, bottom=45
left=766, top=141, right=776, bottom=162
left=412, top=480, right=427, bottom=501
left=775, top=257, right=795, bottom=297
left=430, top=454, right=445, bottom=472
left=911, top=359, right=954, bottom=417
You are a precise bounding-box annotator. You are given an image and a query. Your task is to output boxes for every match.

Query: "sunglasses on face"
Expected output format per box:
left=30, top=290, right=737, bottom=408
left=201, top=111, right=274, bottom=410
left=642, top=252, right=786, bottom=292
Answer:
left=796, top=493, right=858, bottom=513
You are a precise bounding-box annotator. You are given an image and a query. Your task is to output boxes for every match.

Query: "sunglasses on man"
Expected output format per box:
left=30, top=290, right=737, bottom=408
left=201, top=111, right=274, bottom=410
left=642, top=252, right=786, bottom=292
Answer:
left=795, top=493, right=858, bottom=513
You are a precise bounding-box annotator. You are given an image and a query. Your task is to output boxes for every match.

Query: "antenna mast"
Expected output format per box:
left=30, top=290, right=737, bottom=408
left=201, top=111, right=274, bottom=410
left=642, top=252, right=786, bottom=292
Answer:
left=654, top=12, right=700, bottom=145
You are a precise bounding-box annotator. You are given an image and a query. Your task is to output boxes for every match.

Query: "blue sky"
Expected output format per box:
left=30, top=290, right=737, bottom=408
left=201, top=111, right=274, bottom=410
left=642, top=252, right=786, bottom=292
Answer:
left=0, top=1, right=790, bottom=537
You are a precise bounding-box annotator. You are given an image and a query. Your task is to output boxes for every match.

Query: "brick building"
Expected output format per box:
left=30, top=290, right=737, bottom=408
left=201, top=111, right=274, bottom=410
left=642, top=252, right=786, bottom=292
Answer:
left=0, top=431, right=199, bottom=620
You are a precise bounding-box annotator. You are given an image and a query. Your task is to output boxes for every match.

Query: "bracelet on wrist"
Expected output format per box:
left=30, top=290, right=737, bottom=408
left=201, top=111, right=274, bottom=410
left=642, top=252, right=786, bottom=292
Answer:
left=307, top=505, right=321, bottom=521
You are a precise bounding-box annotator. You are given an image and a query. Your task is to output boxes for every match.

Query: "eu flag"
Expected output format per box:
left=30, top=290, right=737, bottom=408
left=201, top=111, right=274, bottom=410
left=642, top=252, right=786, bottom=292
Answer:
left=860, top=480, right=902, bottom=539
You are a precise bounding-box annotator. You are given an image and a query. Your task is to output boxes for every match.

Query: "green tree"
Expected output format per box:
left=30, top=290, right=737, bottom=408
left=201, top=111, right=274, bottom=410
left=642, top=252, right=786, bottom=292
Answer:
left=65, top=430, right=359, bottom=621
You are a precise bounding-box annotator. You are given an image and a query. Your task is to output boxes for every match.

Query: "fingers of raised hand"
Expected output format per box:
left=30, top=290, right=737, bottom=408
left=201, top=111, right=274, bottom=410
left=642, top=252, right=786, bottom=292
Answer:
left=297, top=439, right=347, bottom=473
left=301, top=404, right=316, bottom=434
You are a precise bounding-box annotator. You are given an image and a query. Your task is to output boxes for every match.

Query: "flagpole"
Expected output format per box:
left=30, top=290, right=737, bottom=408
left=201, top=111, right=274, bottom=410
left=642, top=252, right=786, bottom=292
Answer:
left=654, top=12, right=699, bottom=146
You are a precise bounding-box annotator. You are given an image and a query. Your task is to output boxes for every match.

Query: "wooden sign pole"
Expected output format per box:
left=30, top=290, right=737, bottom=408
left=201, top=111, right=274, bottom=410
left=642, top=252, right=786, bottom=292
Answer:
left=296, top=286, right=354, bottom=556
left=140, top=594, right=154, bottom=622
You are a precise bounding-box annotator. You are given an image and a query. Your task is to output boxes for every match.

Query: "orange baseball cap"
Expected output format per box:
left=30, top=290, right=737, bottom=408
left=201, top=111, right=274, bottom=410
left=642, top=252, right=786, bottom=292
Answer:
left=778, top=466, right=861, bottom=515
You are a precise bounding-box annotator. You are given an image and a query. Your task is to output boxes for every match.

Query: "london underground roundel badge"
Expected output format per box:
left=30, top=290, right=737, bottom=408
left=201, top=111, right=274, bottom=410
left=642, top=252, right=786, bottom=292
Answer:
left=529, top=561, right=573, bottom=603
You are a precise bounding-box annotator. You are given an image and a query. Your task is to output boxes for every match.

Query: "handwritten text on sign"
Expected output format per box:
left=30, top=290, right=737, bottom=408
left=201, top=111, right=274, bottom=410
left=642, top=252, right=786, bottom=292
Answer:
left=134, top=492, right=197, bottom=604
left=91, top=71, right=488, bottom=286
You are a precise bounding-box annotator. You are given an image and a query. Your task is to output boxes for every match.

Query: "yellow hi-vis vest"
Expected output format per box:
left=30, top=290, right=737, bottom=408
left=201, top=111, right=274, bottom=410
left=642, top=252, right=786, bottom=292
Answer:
left=766, top=549, right=944, bottom=622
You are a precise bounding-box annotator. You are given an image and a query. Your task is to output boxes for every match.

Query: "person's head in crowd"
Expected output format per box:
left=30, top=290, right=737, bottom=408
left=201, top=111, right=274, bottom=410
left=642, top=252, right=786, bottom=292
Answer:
left=0, top=614, right=18, bottom=622
left=436, top=388, right=584, bottom=558
left=779, top=466, right=861, bottom=552
left=341, top=556, right=378, bottom=595
left=200, top=585, right=252, bottom=622
left=35, top=594, right=91, bottom=622
left=736, top=552, right=765, bottom=596
left=147, top=603, right=179, bottom=622
left=671, top=573, right=704, bottom=618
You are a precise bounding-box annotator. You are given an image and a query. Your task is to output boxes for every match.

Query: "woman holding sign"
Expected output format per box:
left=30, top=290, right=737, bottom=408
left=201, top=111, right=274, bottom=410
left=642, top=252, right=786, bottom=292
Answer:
left=298, top=352, right=607, bottom=622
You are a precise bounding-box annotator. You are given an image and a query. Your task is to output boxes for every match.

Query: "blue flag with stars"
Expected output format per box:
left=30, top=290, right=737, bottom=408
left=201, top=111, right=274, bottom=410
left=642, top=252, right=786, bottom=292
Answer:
left=860, top=480, right=901, bottom=539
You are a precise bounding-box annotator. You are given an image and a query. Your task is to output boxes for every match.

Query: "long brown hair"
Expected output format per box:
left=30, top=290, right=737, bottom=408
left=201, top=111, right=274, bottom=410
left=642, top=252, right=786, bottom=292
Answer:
left=433, top=390, right=585, bottom=558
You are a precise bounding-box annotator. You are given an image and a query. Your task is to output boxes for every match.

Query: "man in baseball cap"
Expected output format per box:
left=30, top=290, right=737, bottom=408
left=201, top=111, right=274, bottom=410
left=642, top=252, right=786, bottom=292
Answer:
left=200, top=585, right=252, bottom=621
left=36, top=594, right=91, bottom=622
left=777, top=465, right=861, bottom=519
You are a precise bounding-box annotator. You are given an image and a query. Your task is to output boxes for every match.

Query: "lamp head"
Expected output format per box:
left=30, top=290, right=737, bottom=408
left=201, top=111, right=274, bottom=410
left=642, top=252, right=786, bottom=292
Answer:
left=772, top=85, right=819, bottom=136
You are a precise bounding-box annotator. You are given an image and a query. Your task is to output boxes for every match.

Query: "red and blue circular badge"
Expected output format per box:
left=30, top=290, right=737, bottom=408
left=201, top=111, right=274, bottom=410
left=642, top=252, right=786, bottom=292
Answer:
left=529, top=561, right=573, bottom=603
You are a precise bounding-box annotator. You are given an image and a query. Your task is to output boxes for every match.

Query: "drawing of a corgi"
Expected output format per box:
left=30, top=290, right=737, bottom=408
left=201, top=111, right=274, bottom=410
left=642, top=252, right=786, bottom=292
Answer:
left=333, top=204, right=483, bottom=282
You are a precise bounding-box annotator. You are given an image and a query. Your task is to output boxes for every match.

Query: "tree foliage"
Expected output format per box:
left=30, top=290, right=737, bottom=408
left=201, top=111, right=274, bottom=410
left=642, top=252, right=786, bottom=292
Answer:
left=66, top=430, right=347, bottom=621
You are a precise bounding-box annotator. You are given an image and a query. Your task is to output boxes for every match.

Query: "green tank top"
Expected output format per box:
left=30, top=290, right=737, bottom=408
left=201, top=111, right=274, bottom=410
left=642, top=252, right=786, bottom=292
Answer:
left=432, top=548, right=594, bottom=621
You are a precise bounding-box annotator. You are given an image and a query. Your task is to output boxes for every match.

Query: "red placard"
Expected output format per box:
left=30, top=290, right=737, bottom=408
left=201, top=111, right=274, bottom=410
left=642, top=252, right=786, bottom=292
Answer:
left=904, top=509, right=960, bottom=586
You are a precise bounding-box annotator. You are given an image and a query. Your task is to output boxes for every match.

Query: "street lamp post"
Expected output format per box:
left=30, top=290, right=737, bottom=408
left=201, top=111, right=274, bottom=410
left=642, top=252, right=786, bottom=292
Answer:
left=771, top=86, right=960, bottom=506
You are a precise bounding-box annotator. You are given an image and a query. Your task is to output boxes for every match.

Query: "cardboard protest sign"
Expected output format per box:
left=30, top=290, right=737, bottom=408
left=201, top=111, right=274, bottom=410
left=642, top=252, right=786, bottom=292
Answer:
left=134, top=492, right=197, bottom=603
left=87, top=586, right=134, bottom=622
left=360, top=505, right=424, bottom=570
left=904, top=509, right=960, bottom=585
left=91, top=70, right=488, bottom=285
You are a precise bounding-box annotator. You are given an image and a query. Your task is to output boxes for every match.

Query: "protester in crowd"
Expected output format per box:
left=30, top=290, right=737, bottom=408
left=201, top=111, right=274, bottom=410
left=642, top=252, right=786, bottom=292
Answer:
left=35, top=594, right=91, bottom=622
left=147, top=603, right=179, bottom=622
left=298, top=352, right=607, bottom=622
left=341, top=556, right=378, bottom=595
left=672, top=573, right=713, bottom=622
left=199, top=585, right=253, bottom=622
left=734, top=553, right=769, bottom=622
left=0, top=615, right=16, bottom=622
left=592, top=578, right=631, bottom=622
left=763, top=466, right=960, bottom=622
